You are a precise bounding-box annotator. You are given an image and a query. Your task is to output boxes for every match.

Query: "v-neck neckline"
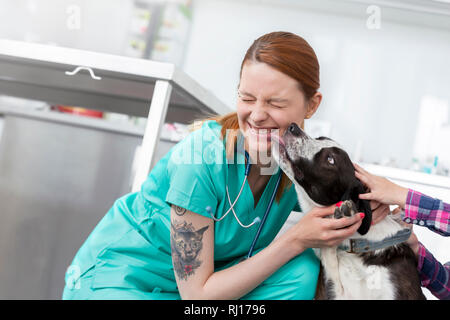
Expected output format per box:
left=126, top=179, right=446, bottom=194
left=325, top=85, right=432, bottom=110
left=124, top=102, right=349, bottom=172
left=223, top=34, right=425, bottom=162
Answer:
left=246, top=165, right=273, bottom=211
left=237, top=153, right=279, bottom=212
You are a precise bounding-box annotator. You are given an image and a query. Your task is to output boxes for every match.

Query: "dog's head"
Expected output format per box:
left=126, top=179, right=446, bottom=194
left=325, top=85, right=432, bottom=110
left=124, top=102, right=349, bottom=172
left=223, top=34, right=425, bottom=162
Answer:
left=272, top=122, right=372, bottom=235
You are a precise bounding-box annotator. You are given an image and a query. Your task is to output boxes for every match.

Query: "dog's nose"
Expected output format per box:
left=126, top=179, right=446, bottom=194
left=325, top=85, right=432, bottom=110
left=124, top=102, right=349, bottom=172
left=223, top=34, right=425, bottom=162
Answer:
left=287, top=123, right=303, bottom=137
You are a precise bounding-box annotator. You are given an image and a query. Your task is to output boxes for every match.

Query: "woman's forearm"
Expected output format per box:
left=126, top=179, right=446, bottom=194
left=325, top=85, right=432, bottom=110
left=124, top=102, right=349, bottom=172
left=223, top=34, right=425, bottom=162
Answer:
left=198, top=232, right=302, bottom=300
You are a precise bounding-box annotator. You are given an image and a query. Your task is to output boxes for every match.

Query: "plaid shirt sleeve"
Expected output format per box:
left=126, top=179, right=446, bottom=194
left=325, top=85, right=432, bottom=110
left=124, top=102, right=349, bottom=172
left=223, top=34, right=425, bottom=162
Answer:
left=402, top=189, right=450, bottom=300
left=402, top=189, right=450, bottom=237
left=416, top=242, right=450, bottom=300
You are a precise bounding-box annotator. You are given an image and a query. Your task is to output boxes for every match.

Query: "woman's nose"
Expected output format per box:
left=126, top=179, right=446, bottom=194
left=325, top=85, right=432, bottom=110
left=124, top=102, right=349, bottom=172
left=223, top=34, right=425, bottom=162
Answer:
left=250, top=103, right=269, bottom=122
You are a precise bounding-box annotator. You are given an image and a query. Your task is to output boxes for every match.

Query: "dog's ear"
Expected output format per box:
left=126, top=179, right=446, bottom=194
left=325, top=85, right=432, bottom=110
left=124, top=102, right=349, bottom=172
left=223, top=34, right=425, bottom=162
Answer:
left=342, top=181, right=372, bottom=235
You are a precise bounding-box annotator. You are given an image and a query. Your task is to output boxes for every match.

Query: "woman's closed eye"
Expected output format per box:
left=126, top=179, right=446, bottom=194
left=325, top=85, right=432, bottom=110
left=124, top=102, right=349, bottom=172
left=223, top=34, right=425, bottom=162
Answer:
left=239, top=97, right=286, bottom=108
left=269, top=102, right=286, bottom=108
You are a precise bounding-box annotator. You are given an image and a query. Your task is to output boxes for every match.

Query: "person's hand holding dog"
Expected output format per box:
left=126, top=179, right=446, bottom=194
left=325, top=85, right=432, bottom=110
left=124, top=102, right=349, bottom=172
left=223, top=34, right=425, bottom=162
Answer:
left=288, top=205, right=364, bottom=252
left=353, top=162, right=409, bottom=209
left=353, top=162, right=409, bottom=225
left=353, top=162, right=419, bottom=256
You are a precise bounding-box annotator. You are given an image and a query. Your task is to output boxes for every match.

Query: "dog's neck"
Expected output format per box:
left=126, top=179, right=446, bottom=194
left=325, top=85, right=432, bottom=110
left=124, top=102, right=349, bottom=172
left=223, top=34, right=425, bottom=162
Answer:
left=295, top=184, right=323, bottom=213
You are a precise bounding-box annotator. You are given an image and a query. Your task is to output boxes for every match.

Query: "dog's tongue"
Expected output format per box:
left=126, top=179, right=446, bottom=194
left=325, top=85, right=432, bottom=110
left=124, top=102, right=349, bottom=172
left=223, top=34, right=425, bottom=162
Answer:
left=271, top=134, right=285, bottom=147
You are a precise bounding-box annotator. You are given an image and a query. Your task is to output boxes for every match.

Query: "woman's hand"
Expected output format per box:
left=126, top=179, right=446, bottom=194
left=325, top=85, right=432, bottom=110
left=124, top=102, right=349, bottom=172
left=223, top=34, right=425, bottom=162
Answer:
left=354, top=163, right=409, bottom=208
left=288, top=205, right=364, bottom=252
left=397, top=217, right=420, bottom=258
left=406, top=229, right=420, bottom=258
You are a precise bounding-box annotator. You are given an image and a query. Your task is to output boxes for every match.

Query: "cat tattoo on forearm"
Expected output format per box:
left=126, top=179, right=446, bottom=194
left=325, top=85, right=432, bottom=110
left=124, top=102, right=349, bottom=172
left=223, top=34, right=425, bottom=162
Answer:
left=171, top=220, right=209, bottom=281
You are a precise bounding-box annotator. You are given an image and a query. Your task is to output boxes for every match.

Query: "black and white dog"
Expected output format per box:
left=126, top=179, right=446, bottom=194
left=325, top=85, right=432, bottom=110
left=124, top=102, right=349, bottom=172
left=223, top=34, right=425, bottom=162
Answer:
left=271, top=123, right=425, bottom=300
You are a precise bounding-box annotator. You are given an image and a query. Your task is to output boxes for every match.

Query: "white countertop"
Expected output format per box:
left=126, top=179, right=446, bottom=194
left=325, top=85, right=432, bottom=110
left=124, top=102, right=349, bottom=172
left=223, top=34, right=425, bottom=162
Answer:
left=360, top=163, right=450, bottom=190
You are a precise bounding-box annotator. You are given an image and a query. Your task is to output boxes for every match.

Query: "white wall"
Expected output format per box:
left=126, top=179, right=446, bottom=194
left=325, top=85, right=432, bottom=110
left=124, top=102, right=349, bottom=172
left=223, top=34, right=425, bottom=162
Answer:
left=182, top=0, right=450, bottom=170
left=0, top=0, right=134, bottom=55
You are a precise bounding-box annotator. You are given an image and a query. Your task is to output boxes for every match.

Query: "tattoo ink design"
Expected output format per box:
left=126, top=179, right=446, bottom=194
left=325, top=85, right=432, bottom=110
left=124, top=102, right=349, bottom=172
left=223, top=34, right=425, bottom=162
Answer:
left=174, top=205, right=187, bottom=216
left=171, top=220, right=209, bottom=280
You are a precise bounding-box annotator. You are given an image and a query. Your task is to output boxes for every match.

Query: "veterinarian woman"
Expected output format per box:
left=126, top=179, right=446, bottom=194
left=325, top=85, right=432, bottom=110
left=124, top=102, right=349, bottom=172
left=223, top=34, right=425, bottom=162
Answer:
left=354, top=163, right=450, bottom=300
left=62, top=31, right=368, bottom=300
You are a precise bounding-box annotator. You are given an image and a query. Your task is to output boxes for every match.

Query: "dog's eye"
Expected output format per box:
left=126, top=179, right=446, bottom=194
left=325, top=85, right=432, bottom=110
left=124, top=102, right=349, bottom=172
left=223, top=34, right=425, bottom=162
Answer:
left=327, top=156, right=335, bottom=165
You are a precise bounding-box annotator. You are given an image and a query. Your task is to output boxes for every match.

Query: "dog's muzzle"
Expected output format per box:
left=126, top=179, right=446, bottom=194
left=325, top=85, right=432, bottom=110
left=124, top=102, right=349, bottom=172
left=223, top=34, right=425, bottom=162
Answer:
left=287, top=123, right=305, bottom=137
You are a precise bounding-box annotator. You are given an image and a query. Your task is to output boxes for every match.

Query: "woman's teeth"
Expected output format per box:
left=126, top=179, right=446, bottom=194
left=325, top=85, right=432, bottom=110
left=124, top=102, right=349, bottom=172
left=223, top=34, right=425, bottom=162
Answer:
left=248, top=125, right=277, bottom=138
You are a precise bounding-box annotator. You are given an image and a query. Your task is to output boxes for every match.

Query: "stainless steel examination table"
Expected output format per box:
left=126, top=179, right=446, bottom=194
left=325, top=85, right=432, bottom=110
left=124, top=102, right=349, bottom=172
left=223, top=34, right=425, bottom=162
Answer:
left=0, top=40, right=231, bottom=298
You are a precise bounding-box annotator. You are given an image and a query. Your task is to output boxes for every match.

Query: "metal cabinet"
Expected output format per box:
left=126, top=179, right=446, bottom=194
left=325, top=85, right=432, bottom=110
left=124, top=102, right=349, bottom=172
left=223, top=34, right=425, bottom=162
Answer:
left=0, top=40, right=231, bottom=299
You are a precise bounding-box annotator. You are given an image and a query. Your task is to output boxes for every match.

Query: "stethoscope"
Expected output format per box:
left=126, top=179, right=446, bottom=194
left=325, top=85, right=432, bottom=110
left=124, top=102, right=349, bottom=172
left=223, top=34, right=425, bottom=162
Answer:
left=205, top=150, right=282, bottom=259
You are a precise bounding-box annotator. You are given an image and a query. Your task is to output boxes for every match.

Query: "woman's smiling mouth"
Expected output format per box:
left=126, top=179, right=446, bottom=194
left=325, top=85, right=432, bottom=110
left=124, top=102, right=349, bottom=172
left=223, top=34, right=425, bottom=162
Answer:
left=247, top=122, right=278, bottom=140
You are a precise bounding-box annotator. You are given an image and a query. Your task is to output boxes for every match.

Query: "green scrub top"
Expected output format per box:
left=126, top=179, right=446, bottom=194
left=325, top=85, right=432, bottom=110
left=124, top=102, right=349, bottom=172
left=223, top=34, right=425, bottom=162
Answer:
left=62, top=120, right=318, bottom=300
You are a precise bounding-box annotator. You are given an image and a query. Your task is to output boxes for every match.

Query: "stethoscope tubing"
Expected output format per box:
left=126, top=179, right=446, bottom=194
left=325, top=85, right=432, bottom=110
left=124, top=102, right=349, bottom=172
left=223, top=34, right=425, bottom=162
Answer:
left=246, top=168, right=282, bottom=258
left=207, top=150, right=260, bottom=228
left=206, top=150, right=282, bottom=259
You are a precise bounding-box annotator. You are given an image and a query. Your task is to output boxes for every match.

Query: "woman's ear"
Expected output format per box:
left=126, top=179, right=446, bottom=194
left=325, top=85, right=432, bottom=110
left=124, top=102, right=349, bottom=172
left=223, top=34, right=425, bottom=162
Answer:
left=305, top=92, right=322, bottom=119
